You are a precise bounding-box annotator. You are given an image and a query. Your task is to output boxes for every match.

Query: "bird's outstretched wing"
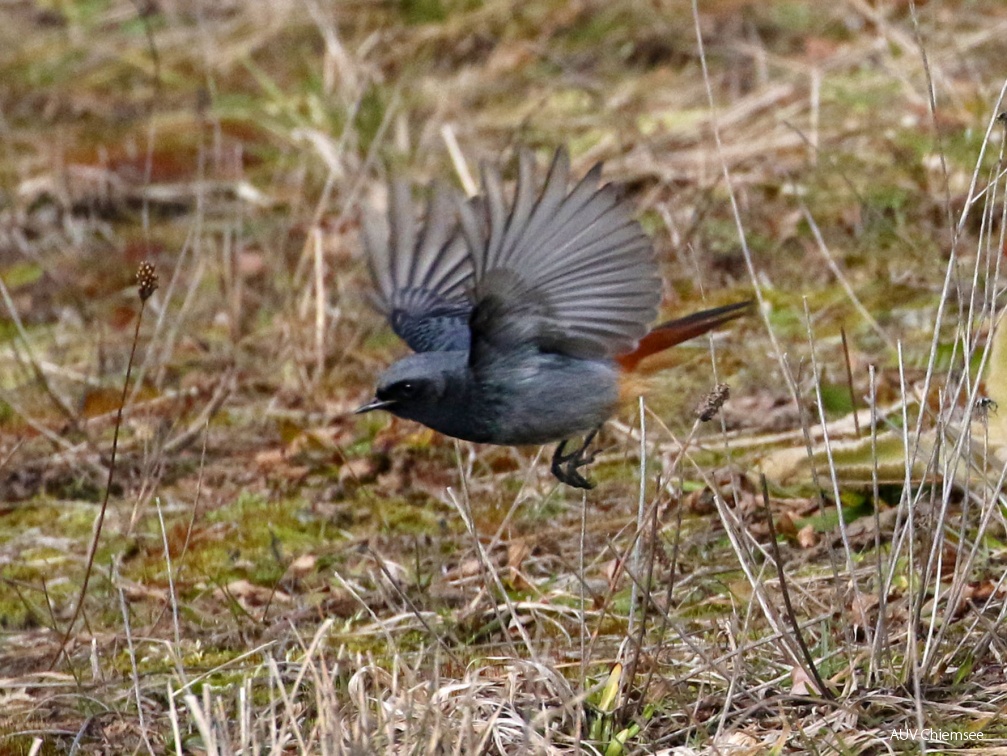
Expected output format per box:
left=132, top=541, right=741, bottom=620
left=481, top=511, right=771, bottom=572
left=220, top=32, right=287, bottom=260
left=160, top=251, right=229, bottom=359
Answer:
left=362, top=179, right=474, bottom=353
left=459, top=148, right=660, bottom=365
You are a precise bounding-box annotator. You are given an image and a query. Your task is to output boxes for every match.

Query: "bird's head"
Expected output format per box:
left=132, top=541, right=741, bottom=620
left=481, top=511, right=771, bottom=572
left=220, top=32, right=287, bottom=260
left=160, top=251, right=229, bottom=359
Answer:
left=354, top=352, right=462, bottom=424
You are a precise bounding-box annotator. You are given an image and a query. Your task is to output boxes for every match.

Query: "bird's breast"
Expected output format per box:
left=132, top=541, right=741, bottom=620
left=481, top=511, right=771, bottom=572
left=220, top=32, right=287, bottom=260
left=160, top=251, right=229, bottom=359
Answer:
left=477, top=354, right=621, bottom=446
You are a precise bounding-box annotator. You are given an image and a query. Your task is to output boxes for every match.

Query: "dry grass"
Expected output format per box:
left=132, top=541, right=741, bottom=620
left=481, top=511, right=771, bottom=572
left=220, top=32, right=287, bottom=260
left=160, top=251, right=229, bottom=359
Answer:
left=1, top=0, right=1007, bottom=753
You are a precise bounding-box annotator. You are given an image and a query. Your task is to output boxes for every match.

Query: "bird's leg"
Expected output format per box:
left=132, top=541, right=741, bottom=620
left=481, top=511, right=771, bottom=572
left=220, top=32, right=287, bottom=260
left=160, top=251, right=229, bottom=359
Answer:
left=551, top=428, right=600, bottom=489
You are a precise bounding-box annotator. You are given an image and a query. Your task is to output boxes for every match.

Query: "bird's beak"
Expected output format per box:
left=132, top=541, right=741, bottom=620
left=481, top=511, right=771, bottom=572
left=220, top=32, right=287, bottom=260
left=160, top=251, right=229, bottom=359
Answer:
left=354, top=397, right=394, bottom=414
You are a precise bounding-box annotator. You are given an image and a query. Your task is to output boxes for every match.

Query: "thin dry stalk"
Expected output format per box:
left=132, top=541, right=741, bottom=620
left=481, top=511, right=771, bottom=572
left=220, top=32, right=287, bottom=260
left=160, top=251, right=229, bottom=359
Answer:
left=51, top=262, right=158, bottom=669
left=313, top=228, right=326, bottom=386
left=868, top=365, right=892, bottom=682
left=442, top=123, right=477, bottom=197
left=840, top=327, right=861, bottom=438
left=116, top=574, right=156, bottom=755
left=908, top=81, right=1007, bottom=480
left=366, top=545, right=462, bottom=668
left=447, top=484, right=540, bottom=663
left=687, top=0, right=791, bottom=385
left=920, top=115, right=1007, bottom=674
left=802, top=298, right=863, bottom=653
left=707, top=473, right=805, bottom=672
left=0, top=273, right=79, bottom=425
left=760, top=475, right=834, bottom=700
left=628, top=395, right=648, bottom=635
left=898, top=341, right=928, bottom=737
left=577, top=486, right=587, bottom=747
left=801, top=205, right=890, bottom=348
left=620, top=499, right=659, bottom=724
left=154, top=497, right=181, bottom=649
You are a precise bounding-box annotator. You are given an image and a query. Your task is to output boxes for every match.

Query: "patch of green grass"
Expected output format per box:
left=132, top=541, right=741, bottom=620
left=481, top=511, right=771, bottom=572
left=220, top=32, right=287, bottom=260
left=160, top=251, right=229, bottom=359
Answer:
left=398, top=0, right=482, bottom=25
left=819, top=380, right=854, bottom=414
left=400, top=0, right=447, bottom=24
left=0, top=724, right=63, bottom=756
left=354, top=83, right=390, bottom=152
left=559, top=6, right=639, bottom=49
left=148, top=492, right=339, bottom=590
left=822, top=72, right=904, bottom=116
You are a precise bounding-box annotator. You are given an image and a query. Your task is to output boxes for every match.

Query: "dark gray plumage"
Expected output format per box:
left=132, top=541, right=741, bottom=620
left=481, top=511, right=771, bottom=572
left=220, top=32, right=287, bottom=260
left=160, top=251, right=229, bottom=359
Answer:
left=357, top=148, right=747, bottom=488
left=363, top=179, right=473, bottom=352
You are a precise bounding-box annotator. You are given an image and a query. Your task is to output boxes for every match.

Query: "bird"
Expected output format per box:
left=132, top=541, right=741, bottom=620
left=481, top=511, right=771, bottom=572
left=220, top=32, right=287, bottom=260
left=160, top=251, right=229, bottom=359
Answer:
left=355, top=148, right=751, bottom=488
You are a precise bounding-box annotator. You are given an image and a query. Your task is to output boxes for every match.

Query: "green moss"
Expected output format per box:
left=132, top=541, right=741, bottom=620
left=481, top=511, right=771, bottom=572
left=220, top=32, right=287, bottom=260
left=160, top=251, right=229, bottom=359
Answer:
left=821, top=73, right=903, bottom=116
left=371, top=494, right=452, bottom=535
left=560, top=7, right=633, bottom=48
left=765, top=1, right=814, bottom=35
left=0, top=726, right=63, bottom=756
left=2, top=263, right=43, bottom=290
left=354, top=84, right=390, bottom=153
left=399, top=0, right=446, bottom=24
left=398, top=0, right=481, bottom=24
left=819, top=381, right=854, bottom=414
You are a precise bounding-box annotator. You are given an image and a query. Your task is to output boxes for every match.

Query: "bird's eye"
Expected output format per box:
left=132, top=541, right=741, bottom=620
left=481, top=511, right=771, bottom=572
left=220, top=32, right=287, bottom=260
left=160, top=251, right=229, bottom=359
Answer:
left=378, top=380, right=419, bottom=403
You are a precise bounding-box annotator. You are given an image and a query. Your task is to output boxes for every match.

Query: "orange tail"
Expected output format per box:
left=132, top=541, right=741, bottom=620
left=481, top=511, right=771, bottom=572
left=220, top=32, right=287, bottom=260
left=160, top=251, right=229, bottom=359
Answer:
left=616, top=300, right=754, bottom=373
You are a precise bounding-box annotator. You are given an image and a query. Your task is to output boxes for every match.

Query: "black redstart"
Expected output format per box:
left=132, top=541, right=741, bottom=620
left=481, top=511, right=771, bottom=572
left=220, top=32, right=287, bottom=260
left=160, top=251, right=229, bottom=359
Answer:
left=356, top=148, right=750, bottom=488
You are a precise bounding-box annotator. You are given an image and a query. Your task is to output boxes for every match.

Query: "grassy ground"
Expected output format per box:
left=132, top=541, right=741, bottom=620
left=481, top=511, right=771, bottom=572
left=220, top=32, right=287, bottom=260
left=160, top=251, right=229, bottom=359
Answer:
left=1, top=0, right=1007, bottom=752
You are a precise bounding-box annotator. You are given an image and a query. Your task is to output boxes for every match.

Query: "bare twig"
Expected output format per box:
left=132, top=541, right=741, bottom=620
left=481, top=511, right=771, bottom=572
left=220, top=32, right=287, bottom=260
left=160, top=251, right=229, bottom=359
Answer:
left=760, top=474, right=834, bottom=700
left=51, top=263, right=158, bottom=668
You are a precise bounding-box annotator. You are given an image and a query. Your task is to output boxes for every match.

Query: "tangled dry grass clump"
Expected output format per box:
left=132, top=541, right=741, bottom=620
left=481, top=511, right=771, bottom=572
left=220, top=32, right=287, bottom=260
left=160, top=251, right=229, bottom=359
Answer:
left=1, top=0, right=1007, bottom=753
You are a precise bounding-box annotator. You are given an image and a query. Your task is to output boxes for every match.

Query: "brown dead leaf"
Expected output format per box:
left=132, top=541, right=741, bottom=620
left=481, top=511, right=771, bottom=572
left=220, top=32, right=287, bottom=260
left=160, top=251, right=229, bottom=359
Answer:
left=219, top=579, right=292, bottom=610
left=938, top=545, right=960, bottom=577
left=790, top=666, right=813, bottom=696
left=254, top=448, right=286, bottom=468
left=81, top=387, right=127, bottom=418
left=121, top=581, right=168, bottom=603
left=604, top=557, right=622, bottom=590
left=254, top=448, right=309, bottom=481
left=507, top=538, right=531, bottom=572
left=453, top=558, right=481, bottom=580
left=721, top=392, right=799, bottom=432
left=727, top=580, right=753, bottom=602
left=109, top=304, right=136, bottom=330
left=850, top=593, right=879, bottom=629
left=774, top=511, right=798, bottom=539
left=300, top=429, right=343, bottom=453
left=797, top=523, right=818, bottom=549
left=276, top=418, right=305, bottom=445
left=339, top=456, right=380, bottom=483
left=804, top=36, right=840, bottom=62
left=715, top=731, right=760, bottom=752
left=683, top=486, right=716, bottom=515
left=288, top=554, right=317, bottom=579
left=237, top=249, right=265, bottom=278
left=965, top=580, right=1001, bottom=604
left=736, top=490, right=761, bottom=517
left=841, top=506, right=899, bottom=550
left=790, top=498, right=820, bottom=517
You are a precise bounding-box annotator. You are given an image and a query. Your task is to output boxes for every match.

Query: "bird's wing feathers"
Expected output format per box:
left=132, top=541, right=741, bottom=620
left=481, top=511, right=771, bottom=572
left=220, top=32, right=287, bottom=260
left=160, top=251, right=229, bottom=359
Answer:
left=461, top=148, right=660, bottom=362
left=364, top=149, right=659, bottom=359
left=363, top=179, right=474, bottom=352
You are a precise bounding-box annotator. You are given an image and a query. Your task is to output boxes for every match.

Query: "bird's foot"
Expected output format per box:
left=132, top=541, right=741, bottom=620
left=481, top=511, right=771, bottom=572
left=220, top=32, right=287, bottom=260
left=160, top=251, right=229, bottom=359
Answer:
left=551, top=429, right=600, bottom=489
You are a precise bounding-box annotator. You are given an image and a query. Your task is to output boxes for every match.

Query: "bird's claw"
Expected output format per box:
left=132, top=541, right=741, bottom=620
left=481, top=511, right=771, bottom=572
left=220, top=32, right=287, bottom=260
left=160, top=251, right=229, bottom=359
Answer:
left=551, top=430, right=599, bottom=489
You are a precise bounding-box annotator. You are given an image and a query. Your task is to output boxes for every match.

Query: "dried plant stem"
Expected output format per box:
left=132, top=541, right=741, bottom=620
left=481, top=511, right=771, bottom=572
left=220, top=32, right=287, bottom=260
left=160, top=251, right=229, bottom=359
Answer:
left=840, top=327, right=861, bottom=438
left=760, top=475, right=834, bottom=700
left=367, top=545, right=462, bottom=668
left=628, top=396, right=648, bottom=634
left=802, top=205, right=890, bottom=348
left=621, top=500, right=658, bottom=724
left=0, top=274, right=78, bottom=425
left=51, top=265, right=156, bottom=668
